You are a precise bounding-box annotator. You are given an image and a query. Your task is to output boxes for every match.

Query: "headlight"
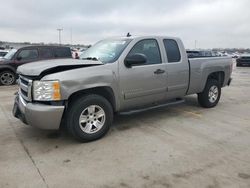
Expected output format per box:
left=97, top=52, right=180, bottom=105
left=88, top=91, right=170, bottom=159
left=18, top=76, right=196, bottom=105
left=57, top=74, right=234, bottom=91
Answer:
left=33, top=80, right=61, bottom=101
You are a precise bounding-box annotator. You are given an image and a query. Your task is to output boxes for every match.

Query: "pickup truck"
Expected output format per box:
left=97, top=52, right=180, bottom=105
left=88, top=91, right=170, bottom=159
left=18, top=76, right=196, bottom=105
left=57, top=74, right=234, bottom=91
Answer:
left=13, top=36, right=233, bottom=142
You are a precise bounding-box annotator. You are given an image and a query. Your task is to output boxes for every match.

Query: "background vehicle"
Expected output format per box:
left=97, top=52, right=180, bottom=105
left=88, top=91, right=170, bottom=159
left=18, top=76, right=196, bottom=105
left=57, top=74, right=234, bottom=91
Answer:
left=13, top=36, right=233, bottom=142
left=236, top=54, right=250, bottom=66
left=0, top=50, right=9, bottom=58
left=0, top=46, right=72, bottom=85
left=186, top=50, right=215, bottom=58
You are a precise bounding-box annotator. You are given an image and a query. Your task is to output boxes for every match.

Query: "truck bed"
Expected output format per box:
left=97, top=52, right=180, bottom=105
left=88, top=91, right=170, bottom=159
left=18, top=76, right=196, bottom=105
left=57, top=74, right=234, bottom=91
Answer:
left=187, top=57, right=233, bottom=95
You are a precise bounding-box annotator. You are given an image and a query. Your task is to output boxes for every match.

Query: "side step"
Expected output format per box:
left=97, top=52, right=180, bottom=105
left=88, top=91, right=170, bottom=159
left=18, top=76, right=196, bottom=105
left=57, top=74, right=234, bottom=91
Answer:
left=119, top=98, right=185, bottom=115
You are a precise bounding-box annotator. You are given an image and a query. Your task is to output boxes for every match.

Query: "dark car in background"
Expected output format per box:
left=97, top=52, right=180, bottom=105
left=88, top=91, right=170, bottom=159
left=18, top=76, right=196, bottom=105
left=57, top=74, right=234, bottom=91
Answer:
left=0, top=46, right=72, bottom=85
left=236, top=54, right=250, bottom=67
left=186, top=50, right=214, bottom=58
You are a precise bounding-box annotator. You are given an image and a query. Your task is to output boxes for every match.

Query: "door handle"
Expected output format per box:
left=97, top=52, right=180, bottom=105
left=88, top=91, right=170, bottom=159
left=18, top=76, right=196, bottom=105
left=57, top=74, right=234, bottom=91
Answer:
left=154, top=69, right=165, bottom=74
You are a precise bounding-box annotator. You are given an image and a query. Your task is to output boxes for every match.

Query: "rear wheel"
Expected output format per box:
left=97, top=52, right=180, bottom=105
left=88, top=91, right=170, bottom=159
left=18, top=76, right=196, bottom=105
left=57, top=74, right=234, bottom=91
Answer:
left=66, top=94, right=113, bottom=142
left=0, top=71, right=16, bottom=86
left=198, top=79, right=221, bottom=108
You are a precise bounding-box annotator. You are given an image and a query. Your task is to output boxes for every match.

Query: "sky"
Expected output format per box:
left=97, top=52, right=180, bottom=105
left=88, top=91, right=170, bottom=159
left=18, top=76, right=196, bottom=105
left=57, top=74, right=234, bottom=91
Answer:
left=0, top=0, right=249, bottom=48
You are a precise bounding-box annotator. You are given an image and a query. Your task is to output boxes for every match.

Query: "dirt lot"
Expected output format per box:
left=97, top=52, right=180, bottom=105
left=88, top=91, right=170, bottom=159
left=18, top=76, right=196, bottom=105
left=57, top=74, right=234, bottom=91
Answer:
left=0, top=63, right=250, bottom=188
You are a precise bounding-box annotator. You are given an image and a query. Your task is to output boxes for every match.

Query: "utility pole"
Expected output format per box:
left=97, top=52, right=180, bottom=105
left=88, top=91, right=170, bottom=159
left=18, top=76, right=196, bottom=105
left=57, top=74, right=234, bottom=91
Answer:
left=195, top=40, right=197, bottom=49
left=57, top=28, right=63, bottom=45
left=70, top=28, right=73, bottom=45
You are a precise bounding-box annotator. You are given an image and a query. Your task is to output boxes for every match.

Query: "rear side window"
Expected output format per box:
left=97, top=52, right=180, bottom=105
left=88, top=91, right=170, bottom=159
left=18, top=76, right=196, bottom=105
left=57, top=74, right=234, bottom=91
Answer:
left=163, top=39, right=181, bottom=63
left=39, top=48, right=53, bottom=59
left=128, top=39, right=162, bottom=65
left=54, top=48, right=71, bottom=58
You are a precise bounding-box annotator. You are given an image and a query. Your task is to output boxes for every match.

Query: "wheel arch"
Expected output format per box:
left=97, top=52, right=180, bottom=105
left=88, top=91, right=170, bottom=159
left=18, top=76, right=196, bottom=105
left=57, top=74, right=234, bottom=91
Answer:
left=207, top=71, right=225, bottom=86
left=67, top=86, right=117, bottom=112
left=0, top=66, right=16, bottom=75
left=201, top=71, right=225, bottom=92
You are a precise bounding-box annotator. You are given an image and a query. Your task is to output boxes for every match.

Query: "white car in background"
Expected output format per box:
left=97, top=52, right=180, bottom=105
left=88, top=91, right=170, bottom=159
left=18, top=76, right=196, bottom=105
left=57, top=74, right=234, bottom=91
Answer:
left=71, top=48, right=88, bottom=59
left=0, top=50, right=9, bottom=58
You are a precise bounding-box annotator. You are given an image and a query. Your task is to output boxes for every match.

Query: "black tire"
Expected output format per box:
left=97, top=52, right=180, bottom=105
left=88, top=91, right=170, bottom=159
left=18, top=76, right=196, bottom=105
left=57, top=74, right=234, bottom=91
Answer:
left=198, top=79, right=221, bottom=108
left=236, top=63, right=241, bottom=67
left=66, top=94, right=113, bottom=142
left=0, top=70, right=16, bottom=86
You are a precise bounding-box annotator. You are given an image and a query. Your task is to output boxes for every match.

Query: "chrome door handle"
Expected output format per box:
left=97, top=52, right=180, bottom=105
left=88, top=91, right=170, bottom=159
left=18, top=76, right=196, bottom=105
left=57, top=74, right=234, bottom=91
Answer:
left=154, top=69, right=165, bottom=74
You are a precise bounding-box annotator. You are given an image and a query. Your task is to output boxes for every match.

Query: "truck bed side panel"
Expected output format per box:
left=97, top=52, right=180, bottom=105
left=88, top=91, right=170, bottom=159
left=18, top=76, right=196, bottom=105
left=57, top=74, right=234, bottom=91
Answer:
left=187, top=57, right=232, bottom=95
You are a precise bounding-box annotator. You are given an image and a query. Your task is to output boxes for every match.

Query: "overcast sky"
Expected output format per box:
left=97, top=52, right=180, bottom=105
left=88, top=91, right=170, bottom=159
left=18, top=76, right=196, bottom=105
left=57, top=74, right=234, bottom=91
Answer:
left=0, top=0, right=249, bottom=48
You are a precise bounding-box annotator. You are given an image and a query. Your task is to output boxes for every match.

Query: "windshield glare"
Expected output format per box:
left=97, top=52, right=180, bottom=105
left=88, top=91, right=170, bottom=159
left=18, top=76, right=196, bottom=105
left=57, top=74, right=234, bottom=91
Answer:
left=80, top=39, right=131, bottom=63
left=4, top=49, right=17, bottom=60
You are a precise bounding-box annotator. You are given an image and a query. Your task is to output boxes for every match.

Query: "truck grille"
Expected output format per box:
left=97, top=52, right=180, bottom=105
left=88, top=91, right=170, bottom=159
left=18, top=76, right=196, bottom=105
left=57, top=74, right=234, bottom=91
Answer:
left=19, top=75, right=32, bottom=102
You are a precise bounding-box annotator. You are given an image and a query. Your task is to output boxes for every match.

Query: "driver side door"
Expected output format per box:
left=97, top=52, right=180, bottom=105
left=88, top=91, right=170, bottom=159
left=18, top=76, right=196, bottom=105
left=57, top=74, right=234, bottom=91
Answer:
left=119, top=39, right=167, bottom=110
left=14, top=48, right=39, bottom=68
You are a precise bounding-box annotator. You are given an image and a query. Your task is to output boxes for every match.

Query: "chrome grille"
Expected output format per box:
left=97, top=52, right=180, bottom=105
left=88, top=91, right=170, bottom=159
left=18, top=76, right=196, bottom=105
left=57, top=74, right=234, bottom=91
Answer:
left=19, top=75, right=32, bottom=102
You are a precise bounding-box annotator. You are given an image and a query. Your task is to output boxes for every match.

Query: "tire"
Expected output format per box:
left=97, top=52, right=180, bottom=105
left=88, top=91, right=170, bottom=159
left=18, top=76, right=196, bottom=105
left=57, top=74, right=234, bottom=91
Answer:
left=198, top=79, right=221, bottom=108
left=66, top=94, right=113, bottom=142
left=236, top=63, right=241, bottom=67
left=0, top=70, right=16, bottom=86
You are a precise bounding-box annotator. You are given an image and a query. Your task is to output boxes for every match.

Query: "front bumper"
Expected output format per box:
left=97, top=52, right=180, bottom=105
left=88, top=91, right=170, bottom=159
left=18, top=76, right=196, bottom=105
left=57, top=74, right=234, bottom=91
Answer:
left=13, top=94, right=65, bottom=130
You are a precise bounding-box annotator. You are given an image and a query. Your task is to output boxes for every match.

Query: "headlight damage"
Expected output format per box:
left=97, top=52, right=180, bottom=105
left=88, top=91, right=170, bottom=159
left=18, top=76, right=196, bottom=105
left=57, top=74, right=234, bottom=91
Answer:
left=33, top=80, right=61, bottom=101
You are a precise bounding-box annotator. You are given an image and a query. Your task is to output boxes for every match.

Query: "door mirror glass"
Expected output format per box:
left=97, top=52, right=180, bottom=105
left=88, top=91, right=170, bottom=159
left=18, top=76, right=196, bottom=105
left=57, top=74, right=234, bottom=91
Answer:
left=124, top=53, right=147, bottom=67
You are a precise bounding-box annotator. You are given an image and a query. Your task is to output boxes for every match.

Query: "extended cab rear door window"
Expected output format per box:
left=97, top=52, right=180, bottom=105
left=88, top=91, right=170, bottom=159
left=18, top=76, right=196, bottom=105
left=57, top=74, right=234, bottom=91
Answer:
left=163, top=39, right=181, bottom=63
left=128, top=39, right=162, bottom=65
left=17, top=49, right=38, bottom=61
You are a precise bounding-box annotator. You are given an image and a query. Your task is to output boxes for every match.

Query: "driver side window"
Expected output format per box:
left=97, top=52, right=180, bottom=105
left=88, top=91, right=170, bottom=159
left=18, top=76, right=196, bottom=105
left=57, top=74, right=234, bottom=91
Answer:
left=128, top=39, right=162, bottom=65
left=17, top=49, right=38, bottom=61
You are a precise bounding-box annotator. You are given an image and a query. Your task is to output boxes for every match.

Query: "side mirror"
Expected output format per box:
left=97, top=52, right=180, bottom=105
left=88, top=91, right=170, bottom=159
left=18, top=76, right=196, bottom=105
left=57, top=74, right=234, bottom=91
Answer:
left=124, top=53, right=147, bottom=68
left=16, top=56, right=22, bottom=61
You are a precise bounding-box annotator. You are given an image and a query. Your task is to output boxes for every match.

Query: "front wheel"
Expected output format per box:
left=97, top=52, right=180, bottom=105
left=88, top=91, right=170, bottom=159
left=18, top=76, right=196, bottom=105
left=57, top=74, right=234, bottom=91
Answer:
left=198, top=79, right=221, bottom=108
left=0, top=71, right=16, bottom=86
left=66, top=94, right=113, bottom=142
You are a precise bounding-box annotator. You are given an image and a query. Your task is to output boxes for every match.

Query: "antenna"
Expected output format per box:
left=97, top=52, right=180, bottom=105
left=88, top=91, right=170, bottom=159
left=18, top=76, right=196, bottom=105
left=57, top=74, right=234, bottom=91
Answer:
left=126, top=32, right=131, bottom=37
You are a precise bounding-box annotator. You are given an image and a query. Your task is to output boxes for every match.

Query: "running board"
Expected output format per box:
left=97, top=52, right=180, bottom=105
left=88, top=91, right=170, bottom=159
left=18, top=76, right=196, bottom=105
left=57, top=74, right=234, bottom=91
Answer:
left=119, top=98, right=185, bottom=115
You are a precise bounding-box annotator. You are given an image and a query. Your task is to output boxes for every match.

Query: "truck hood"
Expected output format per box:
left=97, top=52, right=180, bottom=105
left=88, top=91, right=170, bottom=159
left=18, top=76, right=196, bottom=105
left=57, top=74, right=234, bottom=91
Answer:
left=17, top=59, right=103, bottom=77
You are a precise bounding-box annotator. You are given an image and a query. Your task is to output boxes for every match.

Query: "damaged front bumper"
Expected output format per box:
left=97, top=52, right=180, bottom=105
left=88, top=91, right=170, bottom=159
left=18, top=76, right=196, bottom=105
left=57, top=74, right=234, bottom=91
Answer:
left=13, top=93, right=65, bottom=130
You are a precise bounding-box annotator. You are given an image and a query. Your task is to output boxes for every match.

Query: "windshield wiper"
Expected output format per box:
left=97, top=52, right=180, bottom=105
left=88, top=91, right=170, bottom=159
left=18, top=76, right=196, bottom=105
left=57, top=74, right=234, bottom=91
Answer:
left=81, top=57, right=99, bottom=61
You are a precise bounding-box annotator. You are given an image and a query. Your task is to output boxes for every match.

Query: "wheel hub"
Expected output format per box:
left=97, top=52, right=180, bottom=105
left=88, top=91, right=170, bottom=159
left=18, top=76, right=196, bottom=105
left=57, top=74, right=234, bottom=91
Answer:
left=0, top=72, right=14, bottom=85
left=79, top=105, right=106, bottom=134
left=208, top=86, right=219, bottom=103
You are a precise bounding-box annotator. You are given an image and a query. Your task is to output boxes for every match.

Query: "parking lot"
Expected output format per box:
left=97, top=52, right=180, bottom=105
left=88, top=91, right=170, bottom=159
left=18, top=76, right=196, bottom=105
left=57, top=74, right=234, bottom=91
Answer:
left=0, top=62, right=250, bottom=188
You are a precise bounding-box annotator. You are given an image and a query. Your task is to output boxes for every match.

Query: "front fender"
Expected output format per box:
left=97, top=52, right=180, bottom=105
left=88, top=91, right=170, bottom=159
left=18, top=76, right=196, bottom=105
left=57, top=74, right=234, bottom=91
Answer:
left=42, top=66, right=120, bottom=109
left=0, top=65, right=16, bottom=73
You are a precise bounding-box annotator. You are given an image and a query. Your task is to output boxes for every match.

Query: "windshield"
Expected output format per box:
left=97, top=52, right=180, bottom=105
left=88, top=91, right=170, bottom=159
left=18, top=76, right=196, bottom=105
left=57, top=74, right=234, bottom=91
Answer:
left=4, top=49, right=17, bottom=60
left=80, top=39, right=131, bottom=63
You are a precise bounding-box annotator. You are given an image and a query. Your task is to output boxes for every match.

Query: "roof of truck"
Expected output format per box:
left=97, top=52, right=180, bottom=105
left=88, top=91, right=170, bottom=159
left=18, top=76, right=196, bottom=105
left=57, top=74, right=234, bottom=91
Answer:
left=106, top=35, right=181, bottom=40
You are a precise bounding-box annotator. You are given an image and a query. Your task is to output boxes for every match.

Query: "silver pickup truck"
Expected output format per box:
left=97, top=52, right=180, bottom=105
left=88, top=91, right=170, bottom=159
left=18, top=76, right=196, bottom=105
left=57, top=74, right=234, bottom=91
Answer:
left=13, top=36, right=233, bottom=142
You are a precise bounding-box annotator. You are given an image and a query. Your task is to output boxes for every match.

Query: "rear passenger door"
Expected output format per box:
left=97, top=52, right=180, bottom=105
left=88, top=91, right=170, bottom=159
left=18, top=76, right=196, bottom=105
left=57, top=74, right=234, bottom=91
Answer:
left=39, top=48, right=53, bottom=60
left=163, top=39, right=189, bottom=98
left=54, top=48, right=72, bottom=58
